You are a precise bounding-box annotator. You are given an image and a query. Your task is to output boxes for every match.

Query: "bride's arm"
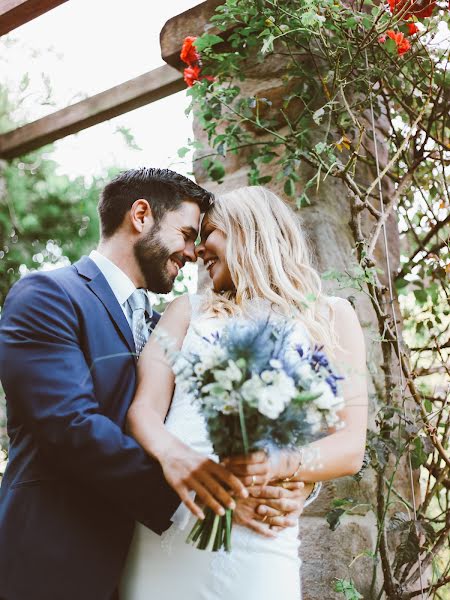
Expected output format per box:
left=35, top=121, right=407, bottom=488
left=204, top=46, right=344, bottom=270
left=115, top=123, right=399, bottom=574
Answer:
left=127, top=295, right=247, bottom=519
left=227, top=297, right=368, bottom=485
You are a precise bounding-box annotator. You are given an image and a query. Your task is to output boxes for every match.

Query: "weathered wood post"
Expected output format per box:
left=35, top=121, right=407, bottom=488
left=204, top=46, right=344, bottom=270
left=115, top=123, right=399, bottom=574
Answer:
left=160, top=3, right=415, bottom=597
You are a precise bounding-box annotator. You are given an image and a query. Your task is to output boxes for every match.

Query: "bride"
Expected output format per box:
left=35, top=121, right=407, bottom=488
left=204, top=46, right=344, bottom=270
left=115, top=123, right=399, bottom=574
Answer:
left=120, top=186, right=368, bottom=599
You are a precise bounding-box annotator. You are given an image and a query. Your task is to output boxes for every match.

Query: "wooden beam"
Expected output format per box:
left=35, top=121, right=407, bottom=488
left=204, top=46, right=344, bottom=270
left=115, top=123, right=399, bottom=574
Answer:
left=0, top=0, right=68, bottom=36
left=0, top=64, right=185, bottom=159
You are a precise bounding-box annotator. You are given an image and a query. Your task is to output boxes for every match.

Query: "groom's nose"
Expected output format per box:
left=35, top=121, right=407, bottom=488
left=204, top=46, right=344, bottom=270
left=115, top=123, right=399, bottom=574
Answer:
left=183, top=240, right=197, bottom=263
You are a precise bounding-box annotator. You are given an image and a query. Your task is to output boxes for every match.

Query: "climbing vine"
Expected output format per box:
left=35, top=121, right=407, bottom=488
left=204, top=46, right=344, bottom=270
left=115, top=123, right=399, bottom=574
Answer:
left=181, top=0, right=450, bottom=597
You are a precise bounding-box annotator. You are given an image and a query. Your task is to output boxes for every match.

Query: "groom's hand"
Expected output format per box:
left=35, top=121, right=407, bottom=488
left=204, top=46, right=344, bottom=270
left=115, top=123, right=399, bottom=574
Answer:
left=233, top=481, right=313, bottom=537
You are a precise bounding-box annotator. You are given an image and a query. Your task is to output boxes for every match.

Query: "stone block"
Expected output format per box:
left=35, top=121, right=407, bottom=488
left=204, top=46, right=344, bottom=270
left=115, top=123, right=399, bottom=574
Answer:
left=299, top=514, right=378, bottom=599
left=304, top=471, right=377, bottom=518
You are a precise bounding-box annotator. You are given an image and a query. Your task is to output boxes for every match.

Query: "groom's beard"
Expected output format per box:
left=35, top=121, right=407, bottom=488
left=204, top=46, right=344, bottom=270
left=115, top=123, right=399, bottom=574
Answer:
left=134, top=225, right=174, bottom=293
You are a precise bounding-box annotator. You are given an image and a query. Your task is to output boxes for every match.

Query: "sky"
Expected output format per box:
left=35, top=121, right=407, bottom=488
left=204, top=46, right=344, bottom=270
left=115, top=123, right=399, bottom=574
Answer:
left=1, top=0, right=202, bottom=178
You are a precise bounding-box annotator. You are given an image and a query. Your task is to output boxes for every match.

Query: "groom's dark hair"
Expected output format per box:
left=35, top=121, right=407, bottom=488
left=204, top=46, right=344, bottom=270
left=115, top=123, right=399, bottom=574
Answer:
left=98, top=167, right=214, bottom=238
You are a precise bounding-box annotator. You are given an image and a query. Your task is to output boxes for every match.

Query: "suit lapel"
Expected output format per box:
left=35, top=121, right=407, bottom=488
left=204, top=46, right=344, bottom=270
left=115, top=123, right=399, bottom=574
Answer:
left=74, top=256, right=136, bottom=358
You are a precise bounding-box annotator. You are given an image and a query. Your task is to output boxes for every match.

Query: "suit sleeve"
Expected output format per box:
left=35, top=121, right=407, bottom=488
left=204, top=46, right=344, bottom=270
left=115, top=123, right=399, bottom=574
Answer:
left=0, top=272, right=180, bottom=532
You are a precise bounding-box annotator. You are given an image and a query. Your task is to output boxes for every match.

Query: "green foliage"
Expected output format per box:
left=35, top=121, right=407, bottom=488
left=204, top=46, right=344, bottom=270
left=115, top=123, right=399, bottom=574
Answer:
left=0, top=150, right=111, bottom=306
left=326, top=497, right=356, bottom=531
left=334, top=579, right=363, bottom=599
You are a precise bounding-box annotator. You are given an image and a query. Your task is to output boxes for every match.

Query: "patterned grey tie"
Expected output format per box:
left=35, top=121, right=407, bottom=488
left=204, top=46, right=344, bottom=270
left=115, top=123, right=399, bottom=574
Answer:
left=127, top=288, right=151, bottom=358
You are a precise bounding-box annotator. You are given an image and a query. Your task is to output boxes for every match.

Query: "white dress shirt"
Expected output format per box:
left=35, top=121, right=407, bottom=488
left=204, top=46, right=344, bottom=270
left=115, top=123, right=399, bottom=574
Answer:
left=89, top=249, right=152, bottom=328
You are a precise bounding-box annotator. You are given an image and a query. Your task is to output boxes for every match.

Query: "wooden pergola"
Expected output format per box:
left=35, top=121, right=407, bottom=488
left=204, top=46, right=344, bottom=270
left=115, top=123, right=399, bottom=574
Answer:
left=0, top=0, right=220, bottom=159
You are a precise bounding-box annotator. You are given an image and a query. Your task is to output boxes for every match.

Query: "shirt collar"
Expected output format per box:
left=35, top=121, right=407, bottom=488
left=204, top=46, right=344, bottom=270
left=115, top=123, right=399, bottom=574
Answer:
left=89, top=249, right=149, bottom=311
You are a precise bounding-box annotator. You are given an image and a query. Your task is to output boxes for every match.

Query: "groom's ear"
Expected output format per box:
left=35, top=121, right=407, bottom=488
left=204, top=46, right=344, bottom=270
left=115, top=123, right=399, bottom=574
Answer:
left=129, top=198, right=154, bottom=233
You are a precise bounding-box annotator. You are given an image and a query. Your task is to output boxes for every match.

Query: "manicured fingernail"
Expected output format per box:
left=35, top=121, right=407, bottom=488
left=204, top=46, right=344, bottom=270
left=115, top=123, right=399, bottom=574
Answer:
left=218, top=507, right=225, bottom=516
left=228, top=500, right=236, bottom=510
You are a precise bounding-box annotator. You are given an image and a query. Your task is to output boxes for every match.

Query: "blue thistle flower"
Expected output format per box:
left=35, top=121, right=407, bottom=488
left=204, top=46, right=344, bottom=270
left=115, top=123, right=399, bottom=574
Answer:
left=310, top=346, right=330, bottom=369
left=295, top=344, right=305, bottom=358
left=220, top=318, right=293, bottom=374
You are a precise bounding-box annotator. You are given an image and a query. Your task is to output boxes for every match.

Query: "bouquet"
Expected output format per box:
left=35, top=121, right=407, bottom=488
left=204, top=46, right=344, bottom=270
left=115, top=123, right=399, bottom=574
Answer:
left=160, top=317, right=344, bottom=552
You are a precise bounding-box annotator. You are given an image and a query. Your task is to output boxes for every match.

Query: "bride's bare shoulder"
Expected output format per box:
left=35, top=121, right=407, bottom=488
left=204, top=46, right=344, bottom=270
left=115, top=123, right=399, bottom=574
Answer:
left=326, top=295, right=355, bottom=313
left=324, top=296, right=365, bottom=350
left=157, top=294, right=192, bottom=334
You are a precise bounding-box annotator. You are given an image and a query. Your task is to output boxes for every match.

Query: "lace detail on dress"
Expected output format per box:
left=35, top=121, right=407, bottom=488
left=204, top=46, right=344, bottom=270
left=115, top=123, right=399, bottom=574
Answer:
left=209, top=526, right=254, bottom=597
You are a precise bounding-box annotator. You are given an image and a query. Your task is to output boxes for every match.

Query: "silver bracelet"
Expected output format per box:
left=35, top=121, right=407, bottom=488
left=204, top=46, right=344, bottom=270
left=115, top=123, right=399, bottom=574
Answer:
left=282, top=448, right=304, bottom=482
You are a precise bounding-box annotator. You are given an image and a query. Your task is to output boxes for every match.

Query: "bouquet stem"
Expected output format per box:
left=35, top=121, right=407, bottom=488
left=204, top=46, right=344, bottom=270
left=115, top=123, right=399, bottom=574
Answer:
left=186, top=507, right=233, bottom=552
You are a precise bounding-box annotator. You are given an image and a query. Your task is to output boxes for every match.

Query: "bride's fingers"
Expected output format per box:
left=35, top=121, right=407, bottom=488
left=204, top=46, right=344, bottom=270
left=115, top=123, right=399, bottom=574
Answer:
left=255, top=506, right=282, bottom=518
left=209, top=462, right=249, bottom=498
left=274, top=481, right=305, bottom=491
left=177, top=486, right=205, bottom=520
left=252, top=485, right=285, bottom=500
left=257, top=498, right=299, bottom=514
left=188, top=479, right=227, bottom=517
left=269, top=526, right=283, bottom=533
left=262, top=514, right=297, bottom=528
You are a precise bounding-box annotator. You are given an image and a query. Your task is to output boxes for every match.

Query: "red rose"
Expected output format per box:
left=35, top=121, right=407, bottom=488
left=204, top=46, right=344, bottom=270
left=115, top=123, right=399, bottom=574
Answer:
left=388, top=0, right=436, bottom=19
left=406, top=22, right=419, bottom=35
left=387, top=29, right=411, bottom=54
left=183, top=65, right=201, bottom=87
left=180, top=36, right=200, bottom=67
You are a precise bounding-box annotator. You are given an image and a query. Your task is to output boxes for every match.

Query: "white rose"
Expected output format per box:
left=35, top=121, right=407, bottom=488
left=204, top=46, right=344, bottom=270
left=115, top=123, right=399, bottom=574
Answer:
left=220, top=390, right=240, bottom=414
left=213, top=368, right=234, bottom=391
left=261, top=370, right=274, bottom=384
left=304, top=406, right=322, bottom=433
left=271, top=371, right=297, bottom=408
left=296, top=362, right=314, bottom=383
left=241, top=375, right=263, bottom=406
left=311, top=381, right=339, bottom=410
left=224, top=360, right=243, bottom=383
left=258, top=388, right=286, bottom=419
left=194, top=363, right=207, bottom=377
left=269, top=359, right=283, bottom=369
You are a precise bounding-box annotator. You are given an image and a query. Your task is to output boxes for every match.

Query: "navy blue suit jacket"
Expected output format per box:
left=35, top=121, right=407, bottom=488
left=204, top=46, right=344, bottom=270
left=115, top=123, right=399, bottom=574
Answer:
left=0, top=256, right=180, bottom=600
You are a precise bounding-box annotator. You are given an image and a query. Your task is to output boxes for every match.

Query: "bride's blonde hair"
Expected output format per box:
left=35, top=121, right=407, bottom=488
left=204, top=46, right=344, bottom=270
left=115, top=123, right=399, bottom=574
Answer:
left=201, top=186, right=337, bottom=352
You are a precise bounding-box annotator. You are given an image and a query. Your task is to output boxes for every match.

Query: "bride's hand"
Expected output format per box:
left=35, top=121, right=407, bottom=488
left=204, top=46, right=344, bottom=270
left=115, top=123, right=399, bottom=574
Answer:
left=159, top=440, right=248, bottom=520
left=222, top=451, right=275, bottom=487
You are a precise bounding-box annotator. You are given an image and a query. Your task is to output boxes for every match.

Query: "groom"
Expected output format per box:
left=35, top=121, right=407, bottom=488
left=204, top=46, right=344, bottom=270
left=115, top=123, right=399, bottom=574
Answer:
left=0, top=168, right=314, bottom=600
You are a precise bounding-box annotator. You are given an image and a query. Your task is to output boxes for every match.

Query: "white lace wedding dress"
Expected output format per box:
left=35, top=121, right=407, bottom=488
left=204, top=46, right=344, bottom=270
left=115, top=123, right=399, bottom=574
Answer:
left=119, top=295, right=306, bottom=600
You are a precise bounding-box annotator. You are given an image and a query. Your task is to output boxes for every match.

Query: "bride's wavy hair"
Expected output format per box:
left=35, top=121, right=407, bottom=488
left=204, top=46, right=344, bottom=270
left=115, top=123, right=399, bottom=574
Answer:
left=201, top=186, right=337, bottom=352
